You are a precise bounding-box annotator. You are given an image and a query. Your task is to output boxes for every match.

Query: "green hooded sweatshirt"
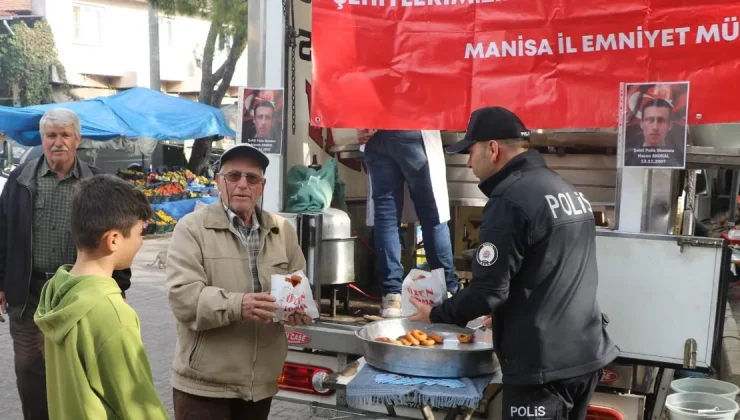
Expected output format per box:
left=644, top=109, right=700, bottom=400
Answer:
left=34, top=266, right=169, bottom=420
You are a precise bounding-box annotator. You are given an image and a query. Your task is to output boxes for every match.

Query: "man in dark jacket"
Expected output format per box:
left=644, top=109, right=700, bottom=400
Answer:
left=0, top=108, right=132, bottom=420
left=410, top=107, right=618, bottom=420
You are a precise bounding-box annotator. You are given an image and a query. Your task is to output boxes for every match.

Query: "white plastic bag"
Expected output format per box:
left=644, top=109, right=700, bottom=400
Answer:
left=270, top=270, right=320, bottom=322
left=401, top=268, right=448, bottom=317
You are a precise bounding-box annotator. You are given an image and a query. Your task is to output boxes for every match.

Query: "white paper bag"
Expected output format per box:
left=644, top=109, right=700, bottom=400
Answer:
left=270, top=270, right=320, bottom=322
left=401, top=268, right=448, bottom=317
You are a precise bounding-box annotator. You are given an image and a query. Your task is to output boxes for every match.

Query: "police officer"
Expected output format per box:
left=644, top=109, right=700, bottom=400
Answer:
left=409, top=106, right=619, bottom=420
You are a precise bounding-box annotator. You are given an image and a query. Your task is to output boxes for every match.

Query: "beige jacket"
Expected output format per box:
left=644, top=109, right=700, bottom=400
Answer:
left=166, top=202, right=306, bottom=401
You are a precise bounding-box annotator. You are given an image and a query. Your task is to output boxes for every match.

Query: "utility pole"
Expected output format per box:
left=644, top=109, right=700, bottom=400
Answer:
left=148, top=2, right=161, bottom=90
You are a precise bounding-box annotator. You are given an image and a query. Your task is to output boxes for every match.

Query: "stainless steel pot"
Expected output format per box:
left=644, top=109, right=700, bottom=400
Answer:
left=356, top=318, right=497, bottom=378
left=299, top=209, right=356, bottom=287
left=317, top=237, right=356, bottom=285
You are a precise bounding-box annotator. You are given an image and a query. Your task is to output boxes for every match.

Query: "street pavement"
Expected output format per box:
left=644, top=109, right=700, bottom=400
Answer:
left=0, top=237, right=319, bottom=420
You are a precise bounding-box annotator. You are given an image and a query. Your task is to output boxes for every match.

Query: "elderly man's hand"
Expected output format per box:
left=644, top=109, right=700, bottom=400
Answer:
left=242, top=293, right=279, bottom=323
left=357, top=129, right=378, bottom=145
left=284, top=312, right=313, bottom=326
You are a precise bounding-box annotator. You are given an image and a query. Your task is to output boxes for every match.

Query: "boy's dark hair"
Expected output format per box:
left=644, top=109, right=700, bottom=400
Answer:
left=71, top=174, right=154, bottom=250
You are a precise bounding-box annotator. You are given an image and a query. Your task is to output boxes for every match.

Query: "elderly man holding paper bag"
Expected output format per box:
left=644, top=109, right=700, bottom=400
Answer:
left=166, top=144, right=313, bottom=420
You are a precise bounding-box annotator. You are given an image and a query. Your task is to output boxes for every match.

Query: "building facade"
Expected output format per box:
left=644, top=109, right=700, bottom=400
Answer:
left=1, top=0, right=248, bottom=102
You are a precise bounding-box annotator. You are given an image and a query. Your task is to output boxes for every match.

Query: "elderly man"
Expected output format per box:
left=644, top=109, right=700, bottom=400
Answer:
left=0, top=108, right=132, bottom=420
left=167, top=143, right=310, bottom=420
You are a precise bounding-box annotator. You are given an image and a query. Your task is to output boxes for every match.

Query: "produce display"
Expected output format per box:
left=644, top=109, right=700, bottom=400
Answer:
left=142, top=182, right=189, bottom=203
left=144, top=209, right=177, bottom=235
left=117, top=168, right=217, bottom=204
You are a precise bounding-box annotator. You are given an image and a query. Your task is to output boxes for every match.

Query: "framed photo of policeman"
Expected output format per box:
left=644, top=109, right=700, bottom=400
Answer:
left=237, top=87, right=284, bottom=155
left=621, top=81, right=689, bottom=169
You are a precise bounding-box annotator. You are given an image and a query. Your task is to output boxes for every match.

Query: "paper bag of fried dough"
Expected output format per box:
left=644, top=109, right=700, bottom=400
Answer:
left=270, top=270, right=320, bottom=323
left=401, top=268, right=447, bottom=317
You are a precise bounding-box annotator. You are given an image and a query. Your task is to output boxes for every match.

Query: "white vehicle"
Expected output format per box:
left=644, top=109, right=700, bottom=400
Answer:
left=244, top=1, right=737, bottom=419
left=0, top=140, right=24, bottom=194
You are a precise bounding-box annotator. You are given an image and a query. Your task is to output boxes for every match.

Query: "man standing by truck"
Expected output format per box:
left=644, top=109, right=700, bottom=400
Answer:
left=0, top=108, right=133, bottom=420
left=409, top=106, right=618, bottom=420
left=359, top=129, right=459, bottom=318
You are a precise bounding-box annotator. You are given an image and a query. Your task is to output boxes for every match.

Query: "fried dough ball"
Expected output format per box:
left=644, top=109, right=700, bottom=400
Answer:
left=375, top=337, right=403, bottom=345
left=285, top=274, right=302, bottom=287
left=410, top=329, right=427, bottom=341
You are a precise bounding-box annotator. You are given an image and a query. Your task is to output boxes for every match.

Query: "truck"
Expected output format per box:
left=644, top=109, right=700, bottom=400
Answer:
left=243, top=0, right=739, bottom=418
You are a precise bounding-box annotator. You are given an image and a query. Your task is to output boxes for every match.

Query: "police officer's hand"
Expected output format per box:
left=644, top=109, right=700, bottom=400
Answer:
left=408, top=297, right=432, bottom=324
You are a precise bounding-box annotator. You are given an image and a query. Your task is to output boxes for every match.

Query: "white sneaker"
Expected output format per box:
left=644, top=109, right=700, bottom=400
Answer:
left=381, top=293, right=402, bottom=318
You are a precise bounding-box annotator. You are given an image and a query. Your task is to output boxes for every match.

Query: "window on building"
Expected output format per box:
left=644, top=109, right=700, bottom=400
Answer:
left=72, top=3, right=103, bottom=46
left=159, top=18, right=173, bottom=48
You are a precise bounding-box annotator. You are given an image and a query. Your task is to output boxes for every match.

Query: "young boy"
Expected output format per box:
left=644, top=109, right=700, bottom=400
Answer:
left=34, top=174, right=168, bottom=420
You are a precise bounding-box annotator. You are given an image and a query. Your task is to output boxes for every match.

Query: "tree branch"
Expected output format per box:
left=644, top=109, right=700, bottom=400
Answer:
left=211, top=31, right=247, bottom=107
left=198, top=21, right=219, bottom=104
left=212, top=59, right=228, bottom=82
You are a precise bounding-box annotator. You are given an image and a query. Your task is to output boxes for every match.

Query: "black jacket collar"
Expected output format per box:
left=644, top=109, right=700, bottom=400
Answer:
left=478, top=149, right=547, bottom=197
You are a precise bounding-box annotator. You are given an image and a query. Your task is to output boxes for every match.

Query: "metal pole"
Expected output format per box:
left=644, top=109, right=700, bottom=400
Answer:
left=299, top=213, right=323, bottom=313
left=313, top=213, right=323, bottom=313
left=247, top=0, right=267, bottom=88
left=682, top=170, right=697, bottom=236
left=728, top=170, right=740, bottom=226
left=148, top=2, right=160, bottom=91
left=247, top=0, right=284, bottom=212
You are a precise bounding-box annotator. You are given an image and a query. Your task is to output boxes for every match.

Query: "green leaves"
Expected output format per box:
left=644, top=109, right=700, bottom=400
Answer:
left=147, top=0, right=248, bottom=171
left=0, top=20, right=66, bottom=106
left=149, top=0, right=248, bottom=33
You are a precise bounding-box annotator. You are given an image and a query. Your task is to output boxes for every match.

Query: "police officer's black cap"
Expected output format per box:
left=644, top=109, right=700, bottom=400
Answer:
left=446, top=106, right=531, bottom=155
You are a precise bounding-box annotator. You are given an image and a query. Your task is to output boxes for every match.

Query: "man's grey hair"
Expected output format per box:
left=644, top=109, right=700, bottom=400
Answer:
left=40, top=108, right=81, bottom=139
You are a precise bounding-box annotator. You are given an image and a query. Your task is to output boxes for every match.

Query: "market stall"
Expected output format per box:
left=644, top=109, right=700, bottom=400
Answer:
left=0, top=87, right=234, bottom=224
left=117, top=167, right=219, bottom=235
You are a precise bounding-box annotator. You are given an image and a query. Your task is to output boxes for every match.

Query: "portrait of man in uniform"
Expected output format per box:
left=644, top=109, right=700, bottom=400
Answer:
left=253, top=101, right=275, bottom=139
left=622, top=82, right=689, bottom=169
left=239, top=88, right=284, bottom=155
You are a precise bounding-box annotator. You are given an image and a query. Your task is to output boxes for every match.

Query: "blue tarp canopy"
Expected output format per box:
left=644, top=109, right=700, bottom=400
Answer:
left=0, top=87, right=236, bottom=146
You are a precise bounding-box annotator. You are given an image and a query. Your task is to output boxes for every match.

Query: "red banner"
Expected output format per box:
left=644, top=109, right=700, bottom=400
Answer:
left=311, top=1, right=740, bottom=130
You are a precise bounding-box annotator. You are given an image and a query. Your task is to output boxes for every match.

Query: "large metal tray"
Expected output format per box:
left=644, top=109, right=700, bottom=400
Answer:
left=355, top=318, right=497, bottom=378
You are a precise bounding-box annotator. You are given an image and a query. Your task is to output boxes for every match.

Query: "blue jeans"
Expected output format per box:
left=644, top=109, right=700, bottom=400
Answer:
left=364, top=130, right=458, bottom=295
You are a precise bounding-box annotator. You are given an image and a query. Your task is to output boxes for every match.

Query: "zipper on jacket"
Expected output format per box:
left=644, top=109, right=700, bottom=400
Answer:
left=250, top=322, right=258, bottom=398
left=188, top=332, right=202, bottom=368
left=228, top=223, right=259, bottom=400
left=19, top=184, right=33, bottom=320
left=249, top=226, right=270, bottom=398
